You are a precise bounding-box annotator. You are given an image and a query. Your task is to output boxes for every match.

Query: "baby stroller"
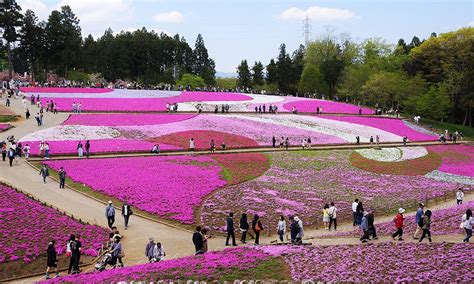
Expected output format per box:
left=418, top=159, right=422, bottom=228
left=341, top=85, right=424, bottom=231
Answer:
left=95, top=252, right=112, bottom=271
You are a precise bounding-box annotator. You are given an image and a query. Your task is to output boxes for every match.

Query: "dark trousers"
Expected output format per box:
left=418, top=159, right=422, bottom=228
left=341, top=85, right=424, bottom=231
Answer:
left=278, top=232, right=284, bottom=242
left=69, top=253, right=80, bottom=273
left=369, top=225, right=377, bottom=238
left=68, top=257, right=73, bottom=274
left=42, top=175, right=47, bottom=183
left=2, top=152, right=6, bottom=161
left=360, top=229, right=370, bottom=241
left=107, top=216, right=115, bottom=228
left=463, top=228, right=472, bottom=242
left=9, top=157, right=14, bottom=167
left=352, top=212, right=357, bottom=226
left=419, top=229, right=432, bottom=242
left=392, top=228, right=403, bottom=240
left=124, top=215, right=130, bottom=227
left=329, top=218, right=337, bottom=230
left=254, top=231, right=260, bottom=244
left=457, top=199, right=463, bottom=205
left=240, top=230, right=247, bottom=243
left=86, top=150, right=89, bottom=158
left=226, top=231, right=236, bottom=245
left=60, top=178, right=65, bottom=188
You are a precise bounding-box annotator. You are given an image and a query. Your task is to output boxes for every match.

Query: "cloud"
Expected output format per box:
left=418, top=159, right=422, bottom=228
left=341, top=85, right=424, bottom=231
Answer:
left=18, top=0, right=49, bottom=19
left=279, top=6, right=356, bottom=22
left=153, top=11, right=184, bottom=23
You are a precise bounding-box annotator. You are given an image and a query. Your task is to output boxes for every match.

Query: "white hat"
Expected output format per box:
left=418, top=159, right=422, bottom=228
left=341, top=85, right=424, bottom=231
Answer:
left=108, top=200, right=112, bottom=204
left=398, top=208, right=405, bottom=214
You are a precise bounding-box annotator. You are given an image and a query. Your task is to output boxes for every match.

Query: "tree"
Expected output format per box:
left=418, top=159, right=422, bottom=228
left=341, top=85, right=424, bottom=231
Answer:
left=19, top=9, right=45, bottom=82
left=276, top=43, right=292, bottom=93
left=216, top=77, right=237, bottom=90
left=266, top=59, right=277, bottom=84
left=415, top=85, right=451, bottom=121
left=192, top=34, right=216, bottom=85
left=236, top=59, right=251, bottom=89
left=299, top=63, right=327, bottom=95
left=0, top=0, right=23, bottom=77
left=177, top=73, right=205, bottom=89
left=251, top=61, right=264, bottom=86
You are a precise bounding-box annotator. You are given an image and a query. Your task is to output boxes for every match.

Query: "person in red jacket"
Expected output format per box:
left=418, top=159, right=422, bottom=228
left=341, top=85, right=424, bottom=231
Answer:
left=391, top=208, right=405, bottom=241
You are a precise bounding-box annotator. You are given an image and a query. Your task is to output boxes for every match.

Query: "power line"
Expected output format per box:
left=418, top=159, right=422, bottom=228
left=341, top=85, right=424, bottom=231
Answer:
left=302, top=15, right=312, bottom=46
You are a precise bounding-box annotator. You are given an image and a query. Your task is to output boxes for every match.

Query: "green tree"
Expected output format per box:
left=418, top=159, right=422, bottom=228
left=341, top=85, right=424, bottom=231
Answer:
left=299, top=63, right=327, bottom=95
left=192, top=34, right=216, bottom=85
left=19, top=9, right=45, bottom=82
left=237, top=59, right=251, bottom=89
left=266, top=59, right=277, bottom=84
left=251, top=61, right=264, bottom=86
left=415, top=85, right=451, bottom=121
left=216, top=77, right=237, bottom=90
left=0, top=0, right=23, bottom=77
left=177, top=73, right=205, bottom=89
left=276, top=43, right=292, bottom=93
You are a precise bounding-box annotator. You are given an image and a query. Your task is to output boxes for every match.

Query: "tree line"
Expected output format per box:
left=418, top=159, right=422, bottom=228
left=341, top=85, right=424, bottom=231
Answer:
left=236, top=28, right=473, bottom=126
left=0, top=0, right=217, bottom=85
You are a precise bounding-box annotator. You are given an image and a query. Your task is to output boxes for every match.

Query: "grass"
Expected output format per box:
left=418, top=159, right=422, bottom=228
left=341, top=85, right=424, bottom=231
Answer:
left=0, top=116, right=17, bottom=123
left=419, top=118, right=474, bottom=139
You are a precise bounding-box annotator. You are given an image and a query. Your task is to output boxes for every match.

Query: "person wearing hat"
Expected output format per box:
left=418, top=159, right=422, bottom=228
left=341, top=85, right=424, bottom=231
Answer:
left=105, top=201, right=115, bottom=229
left=359, top=211, right=370, bottom=243
left=145, top=237, right=156, bottom=262
left=413, top=202, right=425, bottom=239
left=391, top=208, right=405, bottom=241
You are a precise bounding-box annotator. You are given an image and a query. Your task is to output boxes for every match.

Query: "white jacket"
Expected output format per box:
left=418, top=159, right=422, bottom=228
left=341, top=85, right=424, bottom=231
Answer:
left=462, top=214, right=473, bottom=230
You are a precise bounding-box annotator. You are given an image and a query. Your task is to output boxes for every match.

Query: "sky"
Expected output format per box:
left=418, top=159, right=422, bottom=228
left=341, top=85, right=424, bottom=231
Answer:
left=17, top=0, right=474, bottom=74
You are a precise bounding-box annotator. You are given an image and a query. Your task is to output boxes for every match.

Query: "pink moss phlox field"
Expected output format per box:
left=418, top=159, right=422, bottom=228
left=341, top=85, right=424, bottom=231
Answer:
left=0, top=184, right=108, bottom=263
left=44, top=156, right=227, bottom=224
left=0, top=123, right=11, bottom=132
left=322, top=116, right=437, bottom=141
left=38, top=91, right=252, bottom=112
left=63, top=114, right=197, bottom=126
left=283, top=99, right=373, bottom=114
left=20, top=87, right=113, bottom=93
left=427, top=145, right=474, bottom=177
left=202, top=150, right=462, bottom=231
left=43, top=247, right=271, bottom=283
left=271, top=242, right=474, bottom=282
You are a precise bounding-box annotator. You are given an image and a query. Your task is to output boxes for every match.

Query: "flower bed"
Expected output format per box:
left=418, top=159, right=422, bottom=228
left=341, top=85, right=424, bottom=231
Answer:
left=427, top=145, right=474, bottom=177
left=323, top=116, right=437, bottom=141
left=350, top=150, right=442, bottom=175
left=20, top=87, right=113, bottom=93
left=0, top=123, right=11, bottom=132
left=44, top=156, right=228, bottom=224
left=22, top=88, right=180, bottom=98
left=22, top=139, right=180, bottom=157
left=262, top=242, right=474, bottom=282
left=63, top=114, right=197, bottom=126
left=283, top=99, right=373, bottom=114
left=43, top=247, right=288, bottom=283
left=212, top=153, right=271, bottom=185
left=201, top=150, right=462, bottom=231
left=0, top=184, right=108, bottom=264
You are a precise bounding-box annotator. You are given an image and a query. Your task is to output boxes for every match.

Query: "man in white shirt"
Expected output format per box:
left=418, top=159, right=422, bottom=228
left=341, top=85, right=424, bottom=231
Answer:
left=328, top=202, right=337, bottom=231
left=352, top=199, right=359, bottom=226
left=456, top=189, right=464, bottom=205
left=189, top=138, right=195, bottom=152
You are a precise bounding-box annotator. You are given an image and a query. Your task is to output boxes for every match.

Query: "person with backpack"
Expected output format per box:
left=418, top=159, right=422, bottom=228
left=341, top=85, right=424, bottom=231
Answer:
left=413, top=202, right=425, bottom=239
left=151, top=242, right=165, bottom=262
left=45, top=240, right=59, bottom=279
left=328, top=202, right=337, bottom=230
left=239, top=213, right=249, bottom=243
left=419, top=210, right=432, bottom=242
left=252, top=214, right=264, bottom=245
left=391, top=208, right=405, bottom=241
left=105, top=201, right=115, bottom=229
left=225, top=212, right=237, bottom=246
left=461, top=209, right=473, bottom=243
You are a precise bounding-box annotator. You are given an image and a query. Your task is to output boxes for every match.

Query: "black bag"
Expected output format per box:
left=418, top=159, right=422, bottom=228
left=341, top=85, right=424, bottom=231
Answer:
left=418, top=217, right=424, bottom=228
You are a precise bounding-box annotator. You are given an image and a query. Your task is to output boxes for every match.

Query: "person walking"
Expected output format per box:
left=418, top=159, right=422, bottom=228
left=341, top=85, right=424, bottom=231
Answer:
left=45, top=240, right=59, bottom=279
left=192, top=226, right=205, bottom=254
left=352, top=198, right=359, bottom=226
left=277, top=215, right=286, bottom=242
left=225, top=212, right=237, bottom=246
left=23, top=144, right=30, bottom=159
left=360, top=212, right=370, bottom=243
left=1, top=142, right=7, bottom=161
left=85, top=140, right=90, bottom=158
left=391, top=208, right=405, bottom=241
left=461, top=209, right=473, bottom=243
left=356, top=201, right=364, bottom=226
left=456, top=189, right=464, bottom=205
left=252, top=214, right=264, bottom=245
left=145, top=237, right=156, bottom=262
left=272, top=136, right=276, bottom=148
left=39, top=165, right=49, bottom=183
left=7, top=147, right=15, bottom=167
left=413, top=202, right=425, bottom=239
left=105, top=201, right=115, bottom=229
left=239, top=213, right=249, bottom=243
left=109, top=236, right=124, bottom=268
left=367, top=210, right=378, bottom=240
left=122, top=201, right=133, bottom=229
left=369, top=136, right=374, bottom=145
left=289, top=216, right=300, bottom=244
left=294, top=216, right=304, bottom=244
left=419, top=210, right=432, bottom=243
left=328, top=202, right=337, bottom=230
left=77, top=141, right=83, bottom=157
left=70, top=235, right=82, bottom=274
left=323, top=204, right=330, bottom=229
left=58, top=167, right=67, bottom=189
